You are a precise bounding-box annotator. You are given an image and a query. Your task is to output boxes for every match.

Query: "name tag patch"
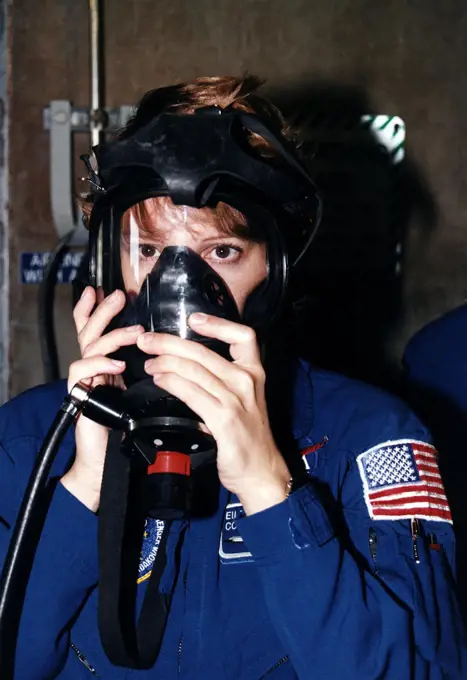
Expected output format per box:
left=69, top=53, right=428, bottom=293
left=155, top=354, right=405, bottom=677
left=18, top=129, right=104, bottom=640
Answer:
left=219, top=502, right=253, bottom=564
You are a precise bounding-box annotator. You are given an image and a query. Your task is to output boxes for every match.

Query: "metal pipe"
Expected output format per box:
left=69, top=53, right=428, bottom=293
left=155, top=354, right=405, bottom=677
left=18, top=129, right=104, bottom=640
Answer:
left=89, top=0, right=103, bottom=146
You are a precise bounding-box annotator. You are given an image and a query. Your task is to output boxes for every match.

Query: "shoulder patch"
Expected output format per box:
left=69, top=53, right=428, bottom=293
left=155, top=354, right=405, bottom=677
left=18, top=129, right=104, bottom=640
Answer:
left=356, top=439, right=452, bottom=523
left=137, top=518, right=165, bottom=583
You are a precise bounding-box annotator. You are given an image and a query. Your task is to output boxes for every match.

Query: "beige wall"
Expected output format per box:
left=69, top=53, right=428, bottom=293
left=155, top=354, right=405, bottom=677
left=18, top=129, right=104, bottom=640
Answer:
left=8, top=0, right=467, bottom=396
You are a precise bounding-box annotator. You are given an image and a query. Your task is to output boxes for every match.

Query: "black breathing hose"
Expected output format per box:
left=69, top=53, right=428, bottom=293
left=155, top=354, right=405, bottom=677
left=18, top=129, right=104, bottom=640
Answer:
left=38, top=230, right=76, bottom=383
left=0, top=398, right=78, bottom=679
left=0, top=382, right=131, bottom=678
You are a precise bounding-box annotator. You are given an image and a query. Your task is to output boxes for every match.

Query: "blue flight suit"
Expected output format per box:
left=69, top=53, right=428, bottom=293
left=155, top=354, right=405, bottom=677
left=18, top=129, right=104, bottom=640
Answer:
left=404, top=304, right=467, bottom=626
left=404, top=303, right=467, bottom=413
left=0, top=358, right=465, bottom=678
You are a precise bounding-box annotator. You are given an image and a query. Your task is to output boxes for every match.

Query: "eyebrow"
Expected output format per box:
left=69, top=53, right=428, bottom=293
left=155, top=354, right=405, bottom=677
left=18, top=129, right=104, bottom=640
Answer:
left=123, top=217, right=250, bottom=242
left=200, top=233, right=250, bottom=245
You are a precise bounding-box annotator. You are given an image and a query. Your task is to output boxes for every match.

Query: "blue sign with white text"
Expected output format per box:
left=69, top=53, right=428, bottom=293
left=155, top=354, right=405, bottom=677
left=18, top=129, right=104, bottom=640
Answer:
left=20, top=252, right=85, bottom=285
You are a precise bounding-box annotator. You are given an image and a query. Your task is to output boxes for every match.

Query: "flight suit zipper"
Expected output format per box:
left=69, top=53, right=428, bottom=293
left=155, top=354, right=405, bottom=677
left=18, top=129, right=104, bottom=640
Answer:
left=178, top=636, right=183, bottom=675
left=178, top=568, right=188, bottom=674
left=411, top=518, right=421, bottom=564
left=259, top=655, right=289, bottom=678
left=70, top=641, right=100, bottom=677
left=369, top=527, right=378, bottom=569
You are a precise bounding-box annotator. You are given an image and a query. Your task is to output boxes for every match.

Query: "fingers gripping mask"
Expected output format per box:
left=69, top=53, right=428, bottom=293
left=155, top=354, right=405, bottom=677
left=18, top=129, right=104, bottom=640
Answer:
left=113, top=245, right=241, bottom=386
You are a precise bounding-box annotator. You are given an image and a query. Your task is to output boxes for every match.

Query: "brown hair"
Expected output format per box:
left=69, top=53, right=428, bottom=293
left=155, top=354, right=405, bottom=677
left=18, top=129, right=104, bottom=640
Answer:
left=81, top=75, right=296, bottom=236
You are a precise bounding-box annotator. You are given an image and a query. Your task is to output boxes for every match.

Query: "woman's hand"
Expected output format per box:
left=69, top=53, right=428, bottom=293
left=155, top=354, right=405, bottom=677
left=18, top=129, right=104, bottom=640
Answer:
left=61, top=287, right=144, bottom=511
left=138, top=312, right=291, bottom=515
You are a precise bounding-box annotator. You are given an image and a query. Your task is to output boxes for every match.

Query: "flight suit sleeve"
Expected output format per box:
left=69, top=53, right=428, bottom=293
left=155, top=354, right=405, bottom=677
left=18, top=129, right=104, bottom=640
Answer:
left=238, top=426, right=467, bottom=679
left=0, top=437, right=99, bottom=679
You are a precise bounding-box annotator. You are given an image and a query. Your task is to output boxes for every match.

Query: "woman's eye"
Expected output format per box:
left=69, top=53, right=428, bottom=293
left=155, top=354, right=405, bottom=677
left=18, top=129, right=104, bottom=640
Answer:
left=211, top=245, right=241, bottom=261
left=140, top=244, right=159, bottom=259
left=215, top=246, right=232, bottom=259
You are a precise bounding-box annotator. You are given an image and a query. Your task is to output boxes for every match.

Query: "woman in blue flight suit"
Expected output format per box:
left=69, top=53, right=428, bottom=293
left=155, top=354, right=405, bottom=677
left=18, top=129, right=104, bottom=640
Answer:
left=0, top=75, right=465, bottom=679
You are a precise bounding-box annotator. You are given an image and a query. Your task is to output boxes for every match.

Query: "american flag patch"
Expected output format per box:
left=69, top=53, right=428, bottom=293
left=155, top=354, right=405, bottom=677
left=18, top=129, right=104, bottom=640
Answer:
left=357, top=439, right=452, bottom=523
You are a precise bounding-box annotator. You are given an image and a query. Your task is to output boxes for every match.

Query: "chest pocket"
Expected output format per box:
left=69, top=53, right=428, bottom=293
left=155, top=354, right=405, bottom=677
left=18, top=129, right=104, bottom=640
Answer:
left=394, top=523, right=459, bottom=663
left=358, top=519, right=459, bottom=664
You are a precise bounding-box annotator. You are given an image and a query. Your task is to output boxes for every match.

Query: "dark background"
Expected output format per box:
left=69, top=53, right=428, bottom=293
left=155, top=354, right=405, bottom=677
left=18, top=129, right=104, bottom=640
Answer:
left=7, top=0, right=467, bottom=395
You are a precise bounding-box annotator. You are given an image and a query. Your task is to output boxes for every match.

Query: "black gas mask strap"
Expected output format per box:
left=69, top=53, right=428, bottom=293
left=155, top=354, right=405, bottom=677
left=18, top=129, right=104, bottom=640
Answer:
left=97, top=429, right=175, bottom=669
left=237, top=112, right=311, bottom=185
left=237, top=111, right=323, bottom=263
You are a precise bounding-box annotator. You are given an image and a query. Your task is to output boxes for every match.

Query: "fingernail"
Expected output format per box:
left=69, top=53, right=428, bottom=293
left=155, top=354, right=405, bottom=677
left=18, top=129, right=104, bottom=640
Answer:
left=81, top=286, right=93, bottom=300
left=144, top=359, right=153, bottom=369
left=153, top=373, right=162, bottom=382
left=190, top=312, right=208, bottom=324
left=111, top=359, right=125, bottom=367
left=108, top=290, right=121, bottom=302
left=139, top=334, right=151, bottom=344
left=125, top=324, right=143, bottom=332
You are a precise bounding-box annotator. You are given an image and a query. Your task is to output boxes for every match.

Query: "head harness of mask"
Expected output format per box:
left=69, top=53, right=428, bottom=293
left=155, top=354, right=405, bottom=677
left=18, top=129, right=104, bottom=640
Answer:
left=85, top=105, right=321, bottom=385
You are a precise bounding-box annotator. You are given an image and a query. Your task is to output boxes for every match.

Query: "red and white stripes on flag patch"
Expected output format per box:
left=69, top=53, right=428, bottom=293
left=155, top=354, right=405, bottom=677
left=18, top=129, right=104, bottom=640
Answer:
left=356, top=439, right=452, bottom=523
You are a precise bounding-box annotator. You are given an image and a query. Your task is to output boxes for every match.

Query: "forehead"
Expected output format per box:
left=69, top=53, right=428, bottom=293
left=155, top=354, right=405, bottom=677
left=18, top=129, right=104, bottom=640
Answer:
left=125, top=196, right=247, bottom=239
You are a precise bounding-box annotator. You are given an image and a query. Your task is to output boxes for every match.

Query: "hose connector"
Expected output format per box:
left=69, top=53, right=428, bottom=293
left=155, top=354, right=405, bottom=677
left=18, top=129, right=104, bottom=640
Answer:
left=68, top=382, right=134, bottom=431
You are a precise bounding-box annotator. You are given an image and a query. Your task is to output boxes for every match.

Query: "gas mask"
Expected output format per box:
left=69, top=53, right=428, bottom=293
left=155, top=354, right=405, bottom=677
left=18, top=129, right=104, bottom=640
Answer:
left=87, top=106, right=320, bottom=346
left=83, top=106, right=321, bottom=519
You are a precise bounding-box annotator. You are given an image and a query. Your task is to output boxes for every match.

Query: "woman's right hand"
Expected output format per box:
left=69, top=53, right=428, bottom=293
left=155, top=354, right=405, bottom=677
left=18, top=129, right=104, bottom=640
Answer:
left=61, top=286, right=144, bottom=511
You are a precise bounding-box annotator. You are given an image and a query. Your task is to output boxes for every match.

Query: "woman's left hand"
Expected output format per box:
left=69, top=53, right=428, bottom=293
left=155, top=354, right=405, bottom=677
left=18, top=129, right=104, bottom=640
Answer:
left=137, top=313, right=291, bottom=515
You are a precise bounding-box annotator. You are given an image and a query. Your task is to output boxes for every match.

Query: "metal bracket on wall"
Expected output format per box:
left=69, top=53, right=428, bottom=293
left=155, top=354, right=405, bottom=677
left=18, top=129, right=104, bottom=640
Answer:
left=43, top=100, right=133, bottom=243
